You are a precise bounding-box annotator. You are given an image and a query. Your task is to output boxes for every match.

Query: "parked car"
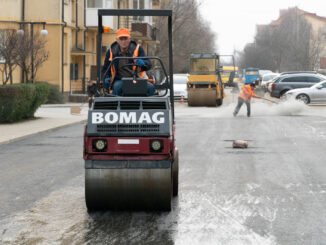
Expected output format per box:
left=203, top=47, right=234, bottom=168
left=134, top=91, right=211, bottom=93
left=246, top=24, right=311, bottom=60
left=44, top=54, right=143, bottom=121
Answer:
left=317, top=69, right=326, bottom=76
left=267, top=74, right=282, bottom=92
left=259, top=70, right=273, bottom=82
left=280, top=71, right=317, bottom=75
left=283, top=80, right=326, bottom=104
left=259, top=70, right=273, bottom=76
left=261, top=73, right=279, bottom=90
left=159, top=74, right=188, bottom=99
left=173, top=74, right=188, bottom=99
left=270, top=73, right=326, bottom=98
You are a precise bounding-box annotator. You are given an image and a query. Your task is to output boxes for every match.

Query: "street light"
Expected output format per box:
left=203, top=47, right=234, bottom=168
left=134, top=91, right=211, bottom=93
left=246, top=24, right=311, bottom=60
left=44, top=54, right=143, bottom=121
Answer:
left=17, top=29, right=24, bottom=36
left=17, top=22, right=48, bottom=37
left=40, top=29, right=48, bottom=36
left=16, top=22, right=48, bottom=82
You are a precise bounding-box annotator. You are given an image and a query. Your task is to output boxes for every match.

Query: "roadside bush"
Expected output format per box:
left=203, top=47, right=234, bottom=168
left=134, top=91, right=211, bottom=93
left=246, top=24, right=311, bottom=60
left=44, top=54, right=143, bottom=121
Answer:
left=27, top=83, right=50, bottom=118
left=44, top=83, right=64, bottom=104
left=0, top=84, right=49, bottom=123
left=0, top=85, right=33, bottom=123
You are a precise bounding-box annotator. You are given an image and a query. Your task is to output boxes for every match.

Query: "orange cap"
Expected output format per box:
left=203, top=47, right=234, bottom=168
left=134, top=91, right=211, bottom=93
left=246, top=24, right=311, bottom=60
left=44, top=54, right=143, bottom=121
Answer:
left=116, top=28, right=130, bottom=38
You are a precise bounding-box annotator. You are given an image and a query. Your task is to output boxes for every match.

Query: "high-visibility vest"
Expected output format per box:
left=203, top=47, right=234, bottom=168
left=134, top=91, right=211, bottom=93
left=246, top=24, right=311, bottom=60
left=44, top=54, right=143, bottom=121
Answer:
left=108, top=44, right=146, bottom=83
left=108, top=48, right=115, bottom=83
left=239, top=85, right=255, bottom=101
left=132, top=44, right=146, bottom=80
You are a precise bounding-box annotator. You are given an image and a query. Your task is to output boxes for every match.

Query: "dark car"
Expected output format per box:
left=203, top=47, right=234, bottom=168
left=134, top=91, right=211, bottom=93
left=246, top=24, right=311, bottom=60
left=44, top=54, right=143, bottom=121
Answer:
left=270, top=73, right=326, bottom=98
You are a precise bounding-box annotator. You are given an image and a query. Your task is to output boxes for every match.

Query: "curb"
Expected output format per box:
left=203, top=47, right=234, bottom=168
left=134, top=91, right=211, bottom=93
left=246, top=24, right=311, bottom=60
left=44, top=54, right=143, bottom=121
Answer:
left=0, top=119, right=87, bottom=146
left=41, top=104, right=88, bottom=108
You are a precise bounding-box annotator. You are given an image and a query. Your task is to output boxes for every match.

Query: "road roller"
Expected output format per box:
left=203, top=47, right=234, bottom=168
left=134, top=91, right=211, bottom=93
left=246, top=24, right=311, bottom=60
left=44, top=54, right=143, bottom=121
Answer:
left=187, top=53, right=224, bottom=106
left=220, top=55, right=239, bottom=89
left=83, top=9, right=178, bottom=211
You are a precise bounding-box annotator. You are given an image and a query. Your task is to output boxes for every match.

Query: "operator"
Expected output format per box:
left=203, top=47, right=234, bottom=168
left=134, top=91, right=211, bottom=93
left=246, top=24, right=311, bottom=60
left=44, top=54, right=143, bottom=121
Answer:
left=233, top=82, right=260, bottom=117
left=102, top=28, right=154, bottom=96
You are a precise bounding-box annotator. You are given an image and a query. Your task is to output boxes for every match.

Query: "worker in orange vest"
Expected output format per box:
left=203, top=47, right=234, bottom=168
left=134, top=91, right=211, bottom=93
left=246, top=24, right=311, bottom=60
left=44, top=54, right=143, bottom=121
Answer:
left=233, top=82, right=260, bottom=117
left=102, top=28, right=154, bottom=96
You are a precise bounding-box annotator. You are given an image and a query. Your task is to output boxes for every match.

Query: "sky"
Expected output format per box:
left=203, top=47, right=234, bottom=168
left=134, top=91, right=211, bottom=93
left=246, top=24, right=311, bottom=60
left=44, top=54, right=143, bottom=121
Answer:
left=199, top=0, right=326, bottom=54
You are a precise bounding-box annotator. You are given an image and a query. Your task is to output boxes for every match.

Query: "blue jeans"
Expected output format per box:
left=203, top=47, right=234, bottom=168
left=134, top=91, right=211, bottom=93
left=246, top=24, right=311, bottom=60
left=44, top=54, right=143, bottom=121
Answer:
left=112, top=80, right=155, bottom=96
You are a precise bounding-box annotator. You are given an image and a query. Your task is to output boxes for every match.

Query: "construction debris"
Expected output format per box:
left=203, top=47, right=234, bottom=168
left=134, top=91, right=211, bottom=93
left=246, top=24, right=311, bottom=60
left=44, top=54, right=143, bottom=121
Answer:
left=232, top=140, right=248, bottom=148
left=70, top=106, right=81, bottom=115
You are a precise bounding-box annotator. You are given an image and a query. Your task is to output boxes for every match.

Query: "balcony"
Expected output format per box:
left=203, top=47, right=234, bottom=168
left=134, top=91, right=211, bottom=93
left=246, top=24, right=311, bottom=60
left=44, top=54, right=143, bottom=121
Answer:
left=118, top=16, right=158, bottom=41
left=132, top=23, right=153, bottom=40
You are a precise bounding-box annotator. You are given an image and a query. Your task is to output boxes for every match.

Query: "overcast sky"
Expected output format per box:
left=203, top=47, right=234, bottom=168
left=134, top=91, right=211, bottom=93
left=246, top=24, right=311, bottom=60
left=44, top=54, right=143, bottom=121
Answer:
left=199, top=0, right=326, bottom=54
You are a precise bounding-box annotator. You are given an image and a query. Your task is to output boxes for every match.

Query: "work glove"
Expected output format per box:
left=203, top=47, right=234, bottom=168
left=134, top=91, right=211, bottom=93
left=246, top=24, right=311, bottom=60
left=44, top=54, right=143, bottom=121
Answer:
left=135, top=59, right=145, bottom=67
left=104, top=77, right=111, bottom=89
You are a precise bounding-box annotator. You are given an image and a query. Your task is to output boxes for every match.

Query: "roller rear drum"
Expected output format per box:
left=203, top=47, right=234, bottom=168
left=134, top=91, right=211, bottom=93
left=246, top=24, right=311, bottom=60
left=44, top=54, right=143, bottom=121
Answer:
left=85, top=166, right=172, bottom=211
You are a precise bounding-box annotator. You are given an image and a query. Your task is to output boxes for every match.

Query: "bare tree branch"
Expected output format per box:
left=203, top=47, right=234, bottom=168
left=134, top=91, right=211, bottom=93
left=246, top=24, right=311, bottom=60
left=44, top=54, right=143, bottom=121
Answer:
left=154, top=0, right=217, bottom=73
left=0, top=30, right=19, bottom=85
left=240, top=8, right=316, bottom=72
left=15, top=30, right=49, bottom=83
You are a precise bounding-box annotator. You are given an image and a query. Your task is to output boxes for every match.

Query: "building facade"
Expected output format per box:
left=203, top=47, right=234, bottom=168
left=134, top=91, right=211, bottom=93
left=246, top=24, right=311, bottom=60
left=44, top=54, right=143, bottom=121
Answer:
left=0, top=0, right=159, bottom=98
left=257, top=7, right=326, bottom=70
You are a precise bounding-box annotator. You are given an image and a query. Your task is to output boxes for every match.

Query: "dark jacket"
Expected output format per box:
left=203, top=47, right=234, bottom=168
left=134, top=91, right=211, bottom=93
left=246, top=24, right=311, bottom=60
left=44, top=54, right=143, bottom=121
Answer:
left=101, top=40, right=151, bottom=82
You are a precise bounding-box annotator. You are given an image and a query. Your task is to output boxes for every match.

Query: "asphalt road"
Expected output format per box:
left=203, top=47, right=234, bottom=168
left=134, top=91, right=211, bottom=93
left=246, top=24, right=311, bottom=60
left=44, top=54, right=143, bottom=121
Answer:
left=1, top=95, right=326, bottom=245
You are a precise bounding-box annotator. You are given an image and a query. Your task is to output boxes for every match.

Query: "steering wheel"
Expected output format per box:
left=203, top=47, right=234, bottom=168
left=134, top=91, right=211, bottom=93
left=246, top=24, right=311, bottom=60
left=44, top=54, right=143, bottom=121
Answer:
left=121, top=63, right=141, bottom=80
left=121, top=63, right=140, bottom=70
left=121, top=63, right=138, bottom=67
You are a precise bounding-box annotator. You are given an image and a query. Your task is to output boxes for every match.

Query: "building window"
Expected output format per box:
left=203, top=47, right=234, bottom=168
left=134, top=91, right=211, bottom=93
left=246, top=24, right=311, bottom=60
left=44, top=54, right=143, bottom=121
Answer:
left=87, top=0, right=102, bottom=8
left=70, top=63, right=79, bottom=80
left=0, top=30, right=5, bottom=63
left=133, top=0, right=144, bottom=21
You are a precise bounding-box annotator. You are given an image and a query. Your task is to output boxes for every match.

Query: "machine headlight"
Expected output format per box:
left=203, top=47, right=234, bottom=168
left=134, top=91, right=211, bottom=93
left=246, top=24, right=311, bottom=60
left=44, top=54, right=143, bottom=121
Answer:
left=93, top=139, right=107, bottom=152
left=150, top=140, right=163, bottom=152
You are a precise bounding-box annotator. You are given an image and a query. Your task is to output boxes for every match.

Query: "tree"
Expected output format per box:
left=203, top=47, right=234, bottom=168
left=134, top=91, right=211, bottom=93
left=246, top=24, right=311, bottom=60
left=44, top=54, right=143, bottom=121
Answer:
left=276, top=9, right=311, bottom=71
left=30, top=32, right=49, bottom=82
left=240, top=8, right=318, bottom=72
left=15, top=31, right=49, bottom=83
left=0, top=30, right=19, bottom=85
left=309, top=30, right=325, bottom=70
left=239, top=43, right=267, bottom=70
left=154, top=0, right=217, bottom=73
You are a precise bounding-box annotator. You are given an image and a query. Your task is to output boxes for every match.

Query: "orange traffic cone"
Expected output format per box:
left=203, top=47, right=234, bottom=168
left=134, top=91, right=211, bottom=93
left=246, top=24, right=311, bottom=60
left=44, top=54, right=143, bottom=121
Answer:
left=181, top=95, right=184, bottom=104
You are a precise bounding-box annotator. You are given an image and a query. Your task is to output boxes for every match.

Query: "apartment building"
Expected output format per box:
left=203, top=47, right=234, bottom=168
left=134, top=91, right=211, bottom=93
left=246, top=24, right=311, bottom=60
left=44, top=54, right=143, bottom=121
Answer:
left=257, top=7, right=326, bottom=70
left=0, top=0, right=159, bottom=98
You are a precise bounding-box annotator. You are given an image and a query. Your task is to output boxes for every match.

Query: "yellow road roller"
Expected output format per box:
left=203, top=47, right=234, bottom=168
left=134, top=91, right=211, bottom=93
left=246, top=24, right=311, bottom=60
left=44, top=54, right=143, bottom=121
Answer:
left=221, top=66, right=239, bottom=85
left=187, top=53, right=224, bottom=106
left=220, top=55, right=239, bottom=90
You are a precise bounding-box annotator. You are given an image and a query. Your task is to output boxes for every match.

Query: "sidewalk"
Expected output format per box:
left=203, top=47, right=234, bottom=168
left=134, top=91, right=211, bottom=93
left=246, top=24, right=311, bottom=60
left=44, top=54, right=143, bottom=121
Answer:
left=0, top=104, right=88, bottom=145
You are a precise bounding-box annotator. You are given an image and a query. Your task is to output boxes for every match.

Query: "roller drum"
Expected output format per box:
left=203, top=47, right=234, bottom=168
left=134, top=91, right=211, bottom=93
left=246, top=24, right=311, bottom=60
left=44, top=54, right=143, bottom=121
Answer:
left=85, top=167, right=172, bottom=211
left=187, top=89, right=217, bottom=107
